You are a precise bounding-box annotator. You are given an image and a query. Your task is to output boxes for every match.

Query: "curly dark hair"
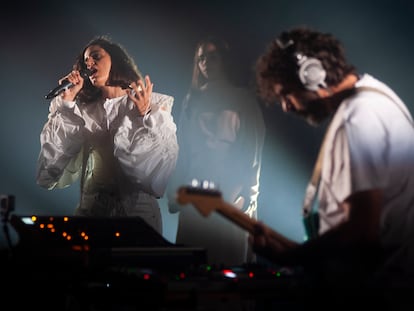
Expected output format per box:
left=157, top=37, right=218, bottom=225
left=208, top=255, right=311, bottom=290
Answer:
left=255, top=27, right=356, bottom=106
left=73, top=35, right=143, bottom=103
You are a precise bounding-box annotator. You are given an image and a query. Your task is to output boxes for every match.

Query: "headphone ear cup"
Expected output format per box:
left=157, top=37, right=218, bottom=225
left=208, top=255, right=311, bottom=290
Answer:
left=298, top=57, right=327, bottom=91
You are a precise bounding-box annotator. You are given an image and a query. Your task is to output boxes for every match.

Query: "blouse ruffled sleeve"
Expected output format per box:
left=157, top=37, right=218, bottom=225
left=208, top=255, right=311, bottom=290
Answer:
left=113, top=92, right=179, bottom=197
left=36, top=96, right=86, bottom=189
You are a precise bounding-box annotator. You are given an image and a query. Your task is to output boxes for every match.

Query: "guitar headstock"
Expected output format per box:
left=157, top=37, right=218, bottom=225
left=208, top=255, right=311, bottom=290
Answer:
left=176, top=180, right=223, bottom=217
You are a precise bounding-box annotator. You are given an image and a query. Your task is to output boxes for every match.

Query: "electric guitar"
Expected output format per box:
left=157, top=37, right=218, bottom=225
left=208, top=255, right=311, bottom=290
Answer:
left=176, top=184, right=297, bottom=249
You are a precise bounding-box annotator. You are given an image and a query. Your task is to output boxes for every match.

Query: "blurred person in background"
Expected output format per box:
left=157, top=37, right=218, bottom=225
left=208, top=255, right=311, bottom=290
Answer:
left=167, top=35, right=266, bottom=266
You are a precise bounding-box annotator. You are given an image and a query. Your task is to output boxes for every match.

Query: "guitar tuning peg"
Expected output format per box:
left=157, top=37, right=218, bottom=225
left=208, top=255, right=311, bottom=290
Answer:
left=191, top=178, right=200, bottom=187
left=201, top=180, right=209, bottom=189
left=190, top=178, right=217, bottom=190
left=201, top=180, right=216, bottom=189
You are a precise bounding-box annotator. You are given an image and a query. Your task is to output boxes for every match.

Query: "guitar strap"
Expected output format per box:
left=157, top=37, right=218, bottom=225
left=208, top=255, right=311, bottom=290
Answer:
left=302, top=85, right=413, bottom=241
left=302, top=118, right=332, bottom=241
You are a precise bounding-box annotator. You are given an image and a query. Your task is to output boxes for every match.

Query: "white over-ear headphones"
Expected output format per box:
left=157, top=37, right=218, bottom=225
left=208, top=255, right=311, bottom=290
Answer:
left=275, top=38, right=327, bottom=91
left=295, top=52, right=327, bottom=91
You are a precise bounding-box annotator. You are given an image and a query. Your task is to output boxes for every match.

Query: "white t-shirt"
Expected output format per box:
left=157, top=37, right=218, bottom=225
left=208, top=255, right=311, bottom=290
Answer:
left=318, top=74, right=414, bottom=281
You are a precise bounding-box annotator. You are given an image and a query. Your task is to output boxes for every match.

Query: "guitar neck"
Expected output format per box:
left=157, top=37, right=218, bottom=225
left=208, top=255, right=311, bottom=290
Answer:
left=217, top=201, right=296, bottom=248
left=217, top=201, right=258, bottom=234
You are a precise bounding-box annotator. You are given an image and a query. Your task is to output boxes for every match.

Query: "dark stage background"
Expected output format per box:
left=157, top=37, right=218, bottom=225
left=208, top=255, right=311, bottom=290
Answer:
left=1, top=0, right=413, bottom=247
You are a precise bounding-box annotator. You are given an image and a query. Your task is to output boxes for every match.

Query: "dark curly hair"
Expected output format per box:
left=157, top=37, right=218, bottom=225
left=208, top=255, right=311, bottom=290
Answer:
left=255, top=27, right=356, bottom=106
left=73, top=35, right=143, bottom=103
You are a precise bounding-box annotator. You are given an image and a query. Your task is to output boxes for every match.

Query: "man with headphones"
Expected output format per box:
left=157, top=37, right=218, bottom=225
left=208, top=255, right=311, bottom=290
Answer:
left=251, top=27, right=414, bottom=309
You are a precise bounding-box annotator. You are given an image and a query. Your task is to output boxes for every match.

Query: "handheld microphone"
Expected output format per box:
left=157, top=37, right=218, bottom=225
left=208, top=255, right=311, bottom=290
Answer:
left=45, top=68, right=94, bottom=100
